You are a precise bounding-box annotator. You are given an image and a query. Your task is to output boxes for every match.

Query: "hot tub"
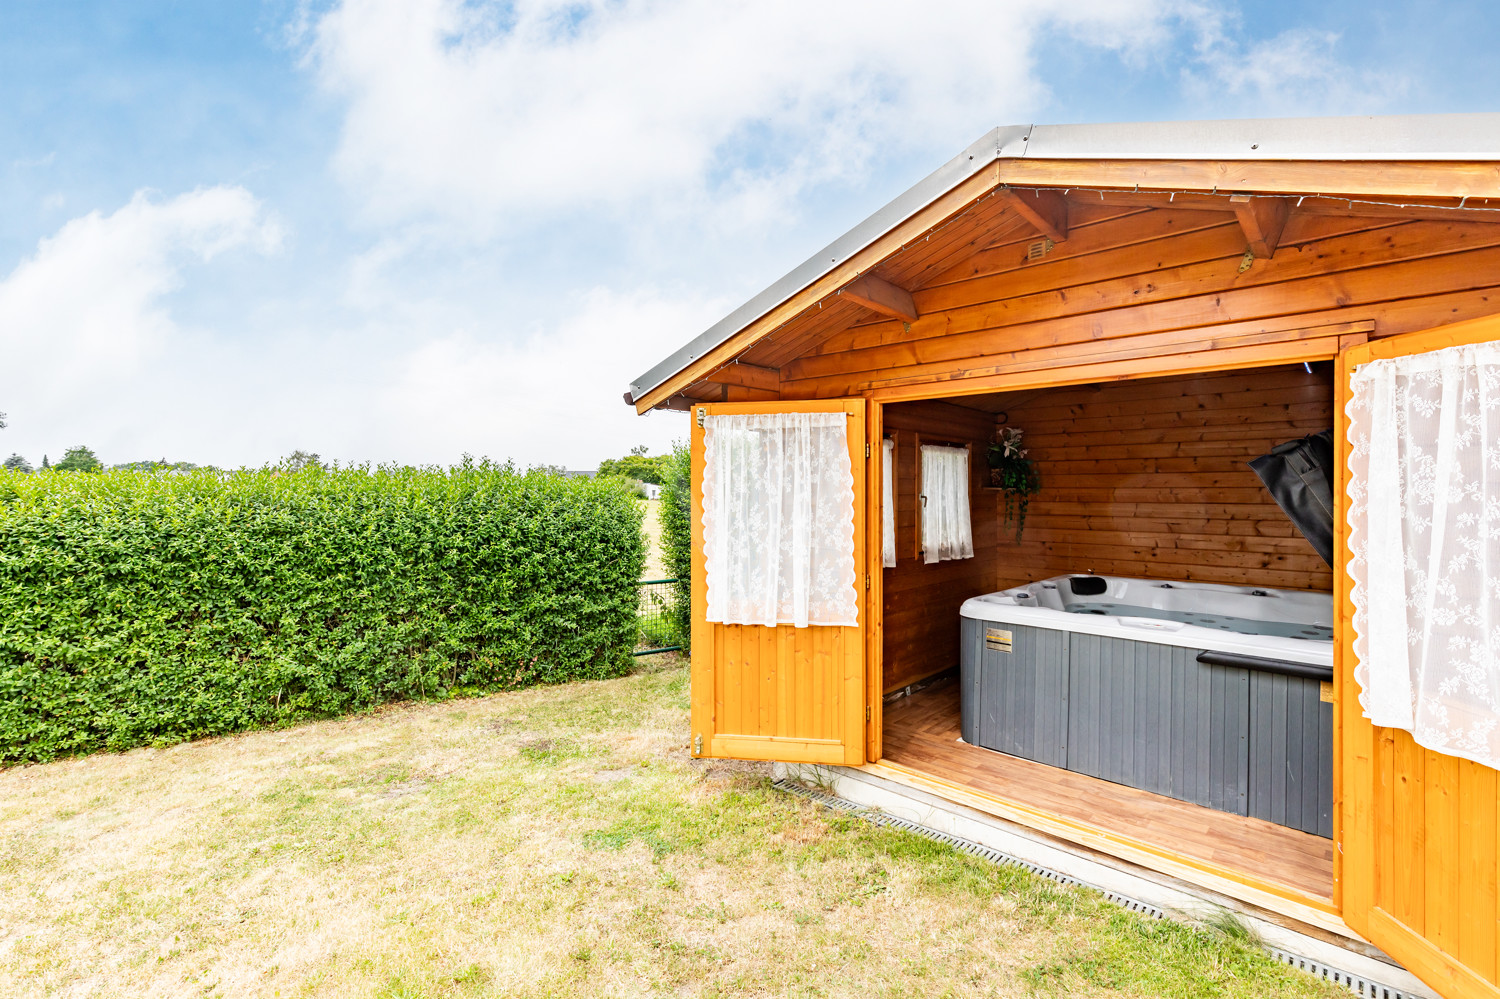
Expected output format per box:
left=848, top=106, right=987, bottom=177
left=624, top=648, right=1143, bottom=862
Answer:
left=958, top=574, right=1334, bottom=836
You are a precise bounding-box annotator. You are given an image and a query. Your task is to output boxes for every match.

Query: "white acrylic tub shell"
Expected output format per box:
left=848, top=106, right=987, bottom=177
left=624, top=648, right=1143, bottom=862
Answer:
left=959, top=574, right=1334, bottom=667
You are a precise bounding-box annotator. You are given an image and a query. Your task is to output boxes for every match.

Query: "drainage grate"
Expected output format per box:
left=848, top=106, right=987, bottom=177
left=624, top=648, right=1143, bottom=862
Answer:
left=774, top=778, right=1419, bottom=999
left=1267, top=948, right=1416, bottom=999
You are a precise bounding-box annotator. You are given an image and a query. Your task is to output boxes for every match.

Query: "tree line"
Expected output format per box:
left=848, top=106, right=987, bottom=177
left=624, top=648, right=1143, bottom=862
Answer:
left=596, top=444, right=671, bottom=484
left=2, top=444, right=325, bottom=476
left=2, top=399, right=669, bottom=485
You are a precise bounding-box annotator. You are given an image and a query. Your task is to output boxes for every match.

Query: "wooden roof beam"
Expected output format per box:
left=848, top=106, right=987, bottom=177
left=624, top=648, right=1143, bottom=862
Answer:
left=705, top=361, right=780, bottom=392
left=1000, top=187, right=1068, bottom=242
left=1230, top=194, right=1292, bottom=257
left=839, top=273, right=919, bottom=323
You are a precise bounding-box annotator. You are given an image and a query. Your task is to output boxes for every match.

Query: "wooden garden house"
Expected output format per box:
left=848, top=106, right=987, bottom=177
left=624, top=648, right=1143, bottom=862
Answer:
left=626, top=114, right=1500, bottom=998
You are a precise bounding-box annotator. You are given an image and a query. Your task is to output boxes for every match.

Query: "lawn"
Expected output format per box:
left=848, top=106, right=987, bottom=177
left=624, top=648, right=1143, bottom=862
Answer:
left=0, top=657, right=1344, bottom=998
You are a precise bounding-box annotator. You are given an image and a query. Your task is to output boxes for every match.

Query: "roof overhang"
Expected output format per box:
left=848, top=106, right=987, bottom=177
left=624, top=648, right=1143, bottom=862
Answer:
left=628, top=113, right=1500, bottom=412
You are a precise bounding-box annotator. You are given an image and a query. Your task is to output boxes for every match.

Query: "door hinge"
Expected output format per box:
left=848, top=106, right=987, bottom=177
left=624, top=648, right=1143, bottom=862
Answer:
left=696, top=407, right=706, bottom=427
left=866, top=705, right=871, bottom=722
left=865, top=574, right=871, bottom=590
left=693, top=734, right=703, bottom=755
left=865, top=443, right=871, bottom=458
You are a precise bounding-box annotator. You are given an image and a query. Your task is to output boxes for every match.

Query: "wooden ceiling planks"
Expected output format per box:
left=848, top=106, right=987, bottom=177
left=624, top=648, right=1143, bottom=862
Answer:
left=740, top=296, right=867, bottom=370
left=869, top=193, right=1024, bottom=288
left=905, top=212, right=1401, bottom=328
left=789, top=213, right=1415, bottom=371
left=982, top=201, right=1151, bottom=246
left=730, top=200, right=1190, bottom=379
left=919, top=206, right=1231, bottom=294
left=739, top=197, right=1028, bottom=371
left=894, top=213, right=1036, bottom=291
left=670, top=187, right=1500, bottom=409
left=779, top=218, right=1500, bottom=388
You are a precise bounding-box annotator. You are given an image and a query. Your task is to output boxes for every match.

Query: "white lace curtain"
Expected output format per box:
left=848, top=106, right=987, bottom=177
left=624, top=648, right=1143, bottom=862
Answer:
left=882, top=438, right=896, bottom=568
left=920, top=445, right=973, bottom=565
left=702, top=412, right=858, bottom=628
left=1346, top=340, right=1500, bottom=770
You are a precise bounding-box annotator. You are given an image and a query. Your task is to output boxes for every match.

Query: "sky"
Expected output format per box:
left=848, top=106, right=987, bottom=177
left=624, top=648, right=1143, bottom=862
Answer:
left=0, top=0, right=1496, bottom=471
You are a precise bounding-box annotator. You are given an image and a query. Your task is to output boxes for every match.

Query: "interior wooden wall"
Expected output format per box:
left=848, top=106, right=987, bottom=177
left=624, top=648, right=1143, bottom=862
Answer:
left=881, top=366, right=1333, bottom=691
left=998, top=365, right=1335, bottom=592
left=882, top=400, right=998, bottom=692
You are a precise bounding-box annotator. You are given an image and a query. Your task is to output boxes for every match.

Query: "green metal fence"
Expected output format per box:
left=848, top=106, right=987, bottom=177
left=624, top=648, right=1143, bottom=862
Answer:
left=635, top=578, right=683, bottom=655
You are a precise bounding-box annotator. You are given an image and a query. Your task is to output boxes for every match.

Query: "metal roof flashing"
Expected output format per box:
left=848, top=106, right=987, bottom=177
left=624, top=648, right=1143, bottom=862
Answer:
left=1019, top=114, right=1500, bottom=162
left=628, top=113, right=1500, bottom=406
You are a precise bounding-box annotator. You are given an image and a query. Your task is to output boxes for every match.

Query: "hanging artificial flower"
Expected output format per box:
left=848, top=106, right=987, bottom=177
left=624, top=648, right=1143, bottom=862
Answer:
left=987, top=427, right=1041, bottom=540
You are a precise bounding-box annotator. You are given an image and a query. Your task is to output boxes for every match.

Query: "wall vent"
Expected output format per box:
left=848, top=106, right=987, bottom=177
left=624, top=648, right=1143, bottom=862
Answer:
left=1027, top=238, right=1055, bottom=260
left=773, top=777, right=1420, bottom=999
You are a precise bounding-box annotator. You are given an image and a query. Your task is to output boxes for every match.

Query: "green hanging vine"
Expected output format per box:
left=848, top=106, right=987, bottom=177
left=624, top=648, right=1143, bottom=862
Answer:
left=988, top=427, right=1041, bottom=541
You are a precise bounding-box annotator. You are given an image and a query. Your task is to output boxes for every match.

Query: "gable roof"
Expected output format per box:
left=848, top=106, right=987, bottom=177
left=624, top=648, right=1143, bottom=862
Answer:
left=628, top=113, right=1500, bottom=412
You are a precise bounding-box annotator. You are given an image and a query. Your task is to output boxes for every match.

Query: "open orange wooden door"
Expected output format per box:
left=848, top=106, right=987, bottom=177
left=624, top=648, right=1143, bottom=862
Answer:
left=1336, top=314, right=1500, bottom=999
left=688, top=399, right=870, bottom=767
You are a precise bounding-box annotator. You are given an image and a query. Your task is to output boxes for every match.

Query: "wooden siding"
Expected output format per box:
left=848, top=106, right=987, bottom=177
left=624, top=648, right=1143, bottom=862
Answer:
left=689, top=399, right=868, bottom=766
left=996, top=366, right=1335, bottom=592
left=882, top=400, right=999, bottom=692
left=1337, top=319, right=1500, bottom=999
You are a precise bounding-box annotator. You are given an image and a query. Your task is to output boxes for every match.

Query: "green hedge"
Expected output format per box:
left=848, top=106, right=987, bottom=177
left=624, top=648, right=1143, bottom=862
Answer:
left=0, top=462, right=644, bottom=762
left=658, top=442, right=692, bottom=649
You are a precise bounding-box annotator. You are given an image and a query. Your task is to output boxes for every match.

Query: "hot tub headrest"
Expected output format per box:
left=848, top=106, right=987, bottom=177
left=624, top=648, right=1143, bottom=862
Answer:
left=1069, top=576, right=1108, bottom=596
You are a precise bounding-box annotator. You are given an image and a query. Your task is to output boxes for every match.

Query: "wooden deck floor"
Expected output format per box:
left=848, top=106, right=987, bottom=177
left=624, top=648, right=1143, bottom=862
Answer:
left=881, top=677, right=1334, bottom=904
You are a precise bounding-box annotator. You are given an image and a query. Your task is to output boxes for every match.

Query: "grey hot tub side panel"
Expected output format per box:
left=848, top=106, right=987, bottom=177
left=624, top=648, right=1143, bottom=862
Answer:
left=1068, top=634, right=1249, bottom=815
left=957, top=608, right=1330, bottom=836
left=1248, top=671, right=1334, bottom=837
left=960, top=618, right=982, bottom=746
left=1208, top=661, right=1252, bottom=816
left=972, top=622, right=1069, bottom=767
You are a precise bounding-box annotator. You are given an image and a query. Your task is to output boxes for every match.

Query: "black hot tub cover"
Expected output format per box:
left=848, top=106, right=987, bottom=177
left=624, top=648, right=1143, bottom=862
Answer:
left=1249, top=430, right=1335, bottom=567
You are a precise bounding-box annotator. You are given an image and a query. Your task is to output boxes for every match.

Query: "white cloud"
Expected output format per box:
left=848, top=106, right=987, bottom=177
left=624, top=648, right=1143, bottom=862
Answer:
left=0, top=186, right=698, bottom=470
left=1182, top=24, right=1410, bottom=115
left=377, top=288, right=717, bottom=468
left=306, top=0, right=1197, bottom=233
left=0, top=187, right=282, bottom=457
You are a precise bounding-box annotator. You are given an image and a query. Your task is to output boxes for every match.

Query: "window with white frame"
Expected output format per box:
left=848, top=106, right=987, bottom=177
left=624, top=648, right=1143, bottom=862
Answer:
left=1346, top=340, right=1500, bottom=769
left=701, top=411, right=858, bottom=628
left=919, top=444, right=973, bottom=564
